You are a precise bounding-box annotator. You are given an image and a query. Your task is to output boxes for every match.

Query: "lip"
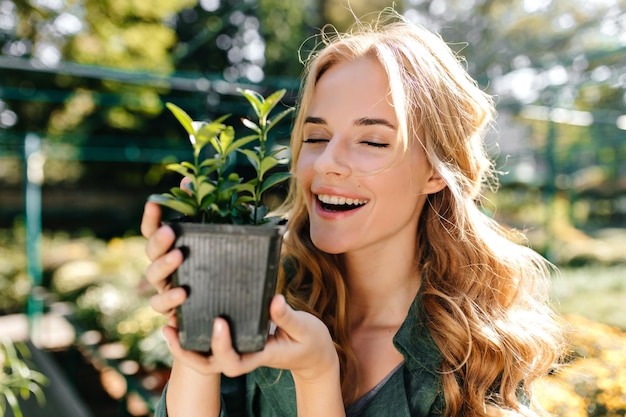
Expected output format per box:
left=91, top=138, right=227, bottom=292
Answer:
left=311, top=185, right=367, bottom=201
left=310, top=187, right=368, bottom=220
left=316, top=194, right=369, bottom=206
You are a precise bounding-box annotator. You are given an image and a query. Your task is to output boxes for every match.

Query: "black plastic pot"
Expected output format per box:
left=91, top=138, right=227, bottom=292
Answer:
left=169, top=222, right=284, bottom=353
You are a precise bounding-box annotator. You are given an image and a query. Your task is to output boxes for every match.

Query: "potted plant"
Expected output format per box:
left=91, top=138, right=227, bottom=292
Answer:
left=148, top=88, right=293, bottom=353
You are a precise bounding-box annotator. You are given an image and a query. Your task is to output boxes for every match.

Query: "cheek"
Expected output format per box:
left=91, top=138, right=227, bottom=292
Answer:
left=294, top=160, right=313, bottom=206
left=376, top=164, right=427, bottom=211
left=294, top=153, right=314, bottom=182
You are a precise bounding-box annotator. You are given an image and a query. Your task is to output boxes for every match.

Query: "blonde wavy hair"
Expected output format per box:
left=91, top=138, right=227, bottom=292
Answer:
left=276, top=10, right=564, bottom=417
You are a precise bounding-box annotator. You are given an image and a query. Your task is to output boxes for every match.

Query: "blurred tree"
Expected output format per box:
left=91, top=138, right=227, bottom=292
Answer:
left=0, top=0, right=288, bottom=234
left=0, top=0, right=623, bottom=233
left=257, top=0, right=319, bottom=79
left=403, top=0, right=625, bottom=228
left=321, top=0, right=396, bottom=31
left=0, top=0, right=280, bottom=192
left=401, top=0, right=625, bottom=108
left=2, top=0, right=194, bottom=136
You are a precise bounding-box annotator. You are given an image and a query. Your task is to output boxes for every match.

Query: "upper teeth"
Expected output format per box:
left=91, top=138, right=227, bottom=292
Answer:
left=317, top=194, right=368, bottom=206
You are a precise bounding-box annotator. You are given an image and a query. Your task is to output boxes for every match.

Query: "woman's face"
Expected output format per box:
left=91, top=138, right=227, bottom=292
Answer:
left=295, top=57, right=444, bottom=255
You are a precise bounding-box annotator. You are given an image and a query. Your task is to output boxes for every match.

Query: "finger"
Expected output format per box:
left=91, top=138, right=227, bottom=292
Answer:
left=162, top=324, right=178, bottom=346
left=210, top=318, right=246, bottom=376
left=140, top=202, right=162, bottom=239
left=145, top=225, right=177, bottom=261
left=210, top=319, right=271, bottom=378
left=224, top=296, right=299, bottom=371
left=167, top=314, right=178, bottom=328
left=180, top=177, right=192, bottom=194
left=145, top=249, right=183, bottom=291
left=150, top=287, right=187, bottom=315
left=268, top=294, right=304, bottom=339
left=162, top=325, right=214, bottom=373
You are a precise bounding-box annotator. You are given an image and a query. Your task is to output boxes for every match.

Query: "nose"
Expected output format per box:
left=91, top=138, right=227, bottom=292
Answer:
left=312, top=137, right=351, bottom=176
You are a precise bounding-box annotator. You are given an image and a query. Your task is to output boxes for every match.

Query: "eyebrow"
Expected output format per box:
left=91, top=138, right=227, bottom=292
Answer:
left=304, top=116, right=396, bottom=130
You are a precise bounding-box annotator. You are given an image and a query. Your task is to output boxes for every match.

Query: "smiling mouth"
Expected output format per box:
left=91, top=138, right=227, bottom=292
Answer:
left=316, top=194, right=368, bottom=212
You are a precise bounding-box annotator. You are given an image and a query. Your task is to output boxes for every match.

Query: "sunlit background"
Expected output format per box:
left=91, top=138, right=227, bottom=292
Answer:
left=1, top=0, right=625, bottom=416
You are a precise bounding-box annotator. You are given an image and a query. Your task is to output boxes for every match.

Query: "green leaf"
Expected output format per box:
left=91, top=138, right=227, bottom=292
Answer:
left=199, top=193, right=216, bottom=210
left=227, top=134, right=258, bottom=155
left=260, top=89, right=286, bottom=116
left=241, top=117, right=261, bottom=133
left=268, top=145, right=290, bottom=155
left=216, top=204, right=232, bottom=217
left=198, top=158, right=220, bottom=171
left=226, top=172, right=242, bottom=182
left=259, top=156, right=279, bottom=177
left=233, top=195, right=255, bottom=205
left=191, top=175, right=211, bottom=193
left=239, top=149, right=261, bottom=171
left=165, top=163, right=191, bottom=177
left=166, top=102, right=195, bottom=136
left=237, top=88, right=263, bottom=118
left=5, top=390, right=22, bottom=417
left=267, top=146, right=291, bottom=162
left=217, top=126, right=236, bottom=156
left=236, top=182, right=256, bottom=195
left=180, top=161, right=198, bottom=175
left=148, top=194, right=197, bottom=216
left=180, top=161, right=195, bottom=170
left=268, top=106, right=295, bottom=130
left=169, top=189, right=191, bottom=201
left=260, top=171, right=291, bottom=194
left=194, top=115, right=230, bottom=152
left=30, top=383, right=47, bottom=406
left=196, top=181, right=216, bottom=201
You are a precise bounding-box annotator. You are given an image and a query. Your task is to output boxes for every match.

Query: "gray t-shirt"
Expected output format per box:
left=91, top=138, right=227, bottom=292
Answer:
left=345, top=362, right=405, bottom=417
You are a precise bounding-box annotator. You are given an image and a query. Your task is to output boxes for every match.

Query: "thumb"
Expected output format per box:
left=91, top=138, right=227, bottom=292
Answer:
left=180, top=177, right=192, bottom=195
left=269, top=294, right=305, bottom=339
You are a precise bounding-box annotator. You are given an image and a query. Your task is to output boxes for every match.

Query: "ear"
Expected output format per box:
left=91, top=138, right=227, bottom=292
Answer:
left=422, top=170, right=447, bottom=195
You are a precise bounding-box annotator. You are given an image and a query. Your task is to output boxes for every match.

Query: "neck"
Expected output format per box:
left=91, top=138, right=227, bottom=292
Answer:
left=343, top=245, right=421, bottom=329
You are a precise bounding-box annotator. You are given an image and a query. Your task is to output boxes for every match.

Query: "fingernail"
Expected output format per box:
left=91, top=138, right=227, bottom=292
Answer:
left=166, top=250, right=178, bottom=264
left=168, top=287, right=184, bottom=300
left=213, top=319, right=223, bottom=336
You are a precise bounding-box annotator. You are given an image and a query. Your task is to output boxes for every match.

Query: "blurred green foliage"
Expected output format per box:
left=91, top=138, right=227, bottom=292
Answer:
left=0, top=339, right=48, bottom=417
left=0, top=225, right=29, bottom=314
left=0, top=0, right=624, bottom=234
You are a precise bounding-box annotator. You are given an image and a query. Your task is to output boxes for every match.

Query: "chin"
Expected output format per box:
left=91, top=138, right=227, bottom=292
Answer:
left=310, top=235, right=346, bottom=255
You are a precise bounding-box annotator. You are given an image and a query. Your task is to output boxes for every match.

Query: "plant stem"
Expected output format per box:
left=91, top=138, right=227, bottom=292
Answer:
left=254, top=118, right=268, bottom=225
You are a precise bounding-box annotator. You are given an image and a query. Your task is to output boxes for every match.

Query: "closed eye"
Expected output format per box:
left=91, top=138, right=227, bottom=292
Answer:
left=361, top=141, right=389, bottom=148
left=303, top=138, right=328, bottom=144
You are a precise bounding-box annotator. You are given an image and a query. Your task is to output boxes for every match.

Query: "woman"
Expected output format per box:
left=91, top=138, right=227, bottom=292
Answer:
left=141, top=10, right=564, bottom=417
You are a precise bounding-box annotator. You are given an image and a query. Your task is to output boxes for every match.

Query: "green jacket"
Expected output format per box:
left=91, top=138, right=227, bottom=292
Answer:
left=154, top=293, right=446, bottom=417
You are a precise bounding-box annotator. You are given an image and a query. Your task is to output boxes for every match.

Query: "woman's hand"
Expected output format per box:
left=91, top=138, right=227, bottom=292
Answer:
left=140, top=202, right=187, bottom=317
left=161, top=293, right=344, bottom=416
left=142, top=201, right=223, bottom=417
left=160, top=294, right=337, bottom=379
